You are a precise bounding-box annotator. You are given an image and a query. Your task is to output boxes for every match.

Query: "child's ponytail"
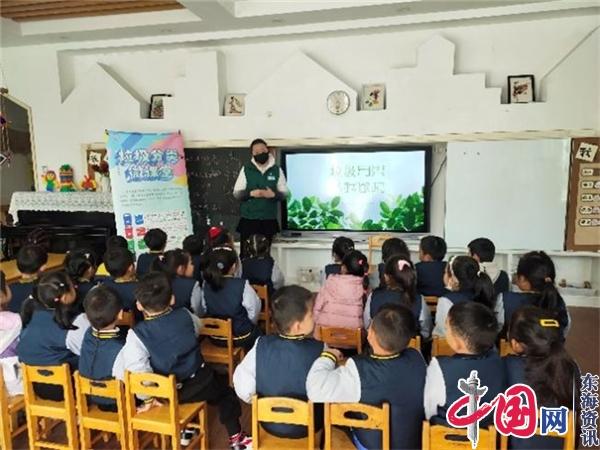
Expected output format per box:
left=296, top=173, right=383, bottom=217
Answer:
left=342, top=250, right=370, bottom=290
left=21, top=271, right=77, bottom=330
left=517, top=251, right=568, bottom=328
left=449, top=256, right=494, bottom=308
left=509, top=306, right=578, bottom=407
left=151, top=249, right=190, bottom=278
left=384, top=255, right=417, bottom=308
left=202, top=247, right=238, bottom=291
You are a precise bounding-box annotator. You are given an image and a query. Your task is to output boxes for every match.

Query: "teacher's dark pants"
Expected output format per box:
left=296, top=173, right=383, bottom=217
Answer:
left=236, top=217, right=280, bottom=259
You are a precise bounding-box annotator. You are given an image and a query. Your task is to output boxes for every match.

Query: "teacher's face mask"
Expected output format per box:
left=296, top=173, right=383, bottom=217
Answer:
left=254, top=152, right=269, bottom=165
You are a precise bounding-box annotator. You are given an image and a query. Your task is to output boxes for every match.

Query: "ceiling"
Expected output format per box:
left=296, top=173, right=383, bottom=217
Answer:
left=0, top=0, right=598, bottom=47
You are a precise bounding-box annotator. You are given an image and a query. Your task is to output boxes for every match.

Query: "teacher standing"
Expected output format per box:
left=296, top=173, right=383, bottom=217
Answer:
left=233, top=138, right=288, bottom=258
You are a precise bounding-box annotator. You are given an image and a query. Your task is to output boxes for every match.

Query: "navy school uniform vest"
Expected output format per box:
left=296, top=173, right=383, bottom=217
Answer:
left=444, top=290, right=477, bottom=306
left=503, top=355, right=564, bottom=450
left=203, top=278, right=254, bottom=339
left=502, top=291, right=569, bottom=333
left=133, top=308, right=203, bottom=381
left=78, top=328, right=124, bottom=407
left=18, top=309, right=80, bottom=369
left=136, top=252, right=161, bottom=276
left=242, top=257, right=275, bottom=293
left=8, top=279, right=36, bottom=313
left=494, top=271, right=510, bottom=297
left=352, top=349, right=426, bottom=450
left=434, top=349, right=506, bottom=427
left=416, top=261, right=448, bottom=297
left=102, top=278, right=137, bottom=311
left=256, top=335, right=324, bottom=438
left=324, top=263, right=342, bottom=279
left=370, top=288, right=422, bottom=333
left=172, top=277, right=196, bottom=310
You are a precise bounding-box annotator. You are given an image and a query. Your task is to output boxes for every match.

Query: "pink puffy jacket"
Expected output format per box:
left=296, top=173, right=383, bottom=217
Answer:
left=313, top=274, right=365, bottom=337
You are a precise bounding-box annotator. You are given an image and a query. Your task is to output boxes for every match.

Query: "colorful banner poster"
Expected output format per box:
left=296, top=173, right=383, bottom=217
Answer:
left=106, top=130, right=193, bottom=256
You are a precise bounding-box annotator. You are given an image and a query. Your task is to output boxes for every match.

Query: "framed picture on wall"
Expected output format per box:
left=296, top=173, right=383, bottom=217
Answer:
left=224, top=94, right=245, bottom=116
left=149, top=94, right=171, bottom=119
left=362, top=83, right=385, bottom=110
left=507, top=75, right=535, bottom=103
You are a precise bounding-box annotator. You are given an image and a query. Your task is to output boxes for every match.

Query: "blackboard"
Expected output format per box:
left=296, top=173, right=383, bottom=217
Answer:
left=185, top=147, right=249, bottom=238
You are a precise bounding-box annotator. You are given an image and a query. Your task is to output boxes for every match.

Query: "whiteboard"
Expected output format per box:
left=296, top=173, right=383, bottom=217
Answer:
left=445, top=139, right=570, bottom=250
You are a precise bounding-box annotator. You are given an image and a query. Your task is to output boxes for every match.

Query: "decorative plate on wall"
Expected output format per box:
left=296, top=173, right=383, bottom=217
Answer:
left=327, top=90, right=350, bottom=115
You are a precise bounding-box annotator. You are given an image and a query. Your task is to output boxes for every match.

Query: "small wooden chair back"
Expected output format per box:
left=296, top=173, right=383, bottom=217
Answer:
left=22, top=363, right=79, bottom=450
left=116, top=310, right=135, bottom=328
left=74, top=371, right=128, bottom=449
left=252, top=395, right=314, bottom=450
left=252, top=284, right=272, bottom=334
left=0, top=368, right=26, bottom=450
left=325, top=402, right=390, bottom=450
left=424, top=296, right=439, bottom=313
left=367, top=234, right=392, bottom=270
left=408, top=335, right=421, bottom=352
left=499, top=338, right=515, bottom=357
left=422, top=421, right=497, bottom=450
left=199, top=318, right=240, bottom=386
left=432, top=336, right=455, bottom=357
left=317, top=326, right=363, bottom=353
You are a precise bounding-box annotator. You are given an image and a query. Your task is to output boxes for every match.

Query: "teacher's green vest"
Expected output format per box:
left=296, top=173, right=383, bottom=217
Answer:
left=240, top=163, right=280, bottom=220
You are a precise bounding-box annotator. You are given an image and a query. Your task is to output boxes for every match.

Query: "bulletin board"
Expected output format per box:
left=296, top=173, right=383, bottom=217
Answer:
left=565, top=137, right=600, bottom=251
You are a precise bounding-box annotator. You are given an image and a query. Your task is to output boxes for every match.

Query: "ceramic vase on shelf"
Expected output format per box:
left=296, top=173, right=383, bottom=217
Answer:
left=100, top=175, right=111, bottom=193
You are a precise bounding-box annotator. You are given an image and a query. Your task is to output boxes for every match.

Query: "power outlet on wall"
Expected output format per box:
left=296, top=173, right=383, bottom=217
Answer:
left=298, top=266, right=321, bottom=284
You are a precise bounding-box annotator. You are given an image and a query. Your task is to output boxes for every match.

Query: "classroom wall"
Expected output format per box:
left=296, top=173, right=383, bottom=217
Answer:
left=0, top=11, right=598, bottom=238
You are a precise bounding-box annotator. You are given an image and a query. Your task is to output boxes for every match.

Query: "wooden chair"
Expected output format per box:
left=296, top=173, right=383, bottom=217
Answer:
left=432, top=336, right=455, bottom=357
left=124, top=371, right=207, bottom=450
left=499, top=338, right=515, bottom=357
left=422, top=421, right=497, bottom=450
left=424, top=296, right=439, bottom=313
left=116, top=310, right=136, bottom=328
left=252, top=395, right=318, bottom=450
left=74, top=371, right=128, bottom=450
left=316, top=326, right=363, bottom=354
left=0, top=368, right=27, bottom=450
left=408, top=335, right=421, bottom=352
left=367, top=234, right=392, bottom=271
left=22, top=363, right=79, bottom=450
left=324, top=402, right=390, bottom=450
left=252, top=284, right=272, bottom=334
left=199, top=318, right=244, bottom=386
left=500, top=409, right=575, bottom=450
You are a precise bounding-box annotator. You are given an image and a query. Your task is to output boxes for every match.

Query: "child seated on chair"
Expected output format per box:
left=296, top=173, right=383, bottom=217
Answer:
left=503, top=306, right=579, bottom=450
left=233, top=285, right=324, bottom=439
left=65, top=249, right=99, bottom=312
left=0, top=271, right=23, bottom=396
left=415, top=235, right=447, bottom=297
left=8, top=244, right=48, bottom=313
left=313, top=250, right=368, bottom=339
left=198, top=247, right=262, bottom=352
left=241, top=233, right=284, bottom=294
left=102, top=247, right=138, bottom=312
left=96, top=235, right=128, bottom=278
left=307, top=304, right=426, bottom=450
left=17, top=271, right=90, bottom=400
left=136, top=228, right=167, bottom=276
left=79, top=285, right=126, bottom=411
left=425, top=302, right=505, bottom=427
left=364, top=255, right=432, bottom=339
left=432, top=256, right=495, bottom=338
left=376, top=238, right=411, bottom=289
left=151, top=249, right=200, bottom=310
left=468, top=237, right=510, bottom=297
left=322, top=236, right=355, bottom=284
left=122, top=272, right=252, bottom=450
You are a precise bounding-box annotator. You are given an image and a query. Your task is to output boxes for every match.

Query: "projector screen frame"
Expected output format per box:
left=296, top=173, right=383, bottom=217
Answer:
left=280, top=145, right=432, bottom=235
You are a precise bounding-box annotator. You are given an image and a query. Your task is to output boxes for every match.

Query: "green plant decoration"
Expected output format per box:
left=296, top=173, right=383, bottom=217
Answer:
left=286, top=190, right=424, bottom=231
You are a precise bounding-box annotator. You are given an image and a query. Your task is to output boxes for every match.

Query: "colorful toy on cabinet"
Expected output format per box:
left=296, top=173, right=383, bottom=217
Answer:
left=80, top=174, right=97, bottom=191
left=41, top=168, right=58, bottom=192
left=59, top=164, right=77, bottom=191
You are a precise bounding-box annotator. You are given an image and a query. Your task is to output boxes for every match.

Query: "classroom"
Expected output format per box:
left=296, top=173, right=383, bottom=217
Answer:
left=0, top=1, right=599, bottom=449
